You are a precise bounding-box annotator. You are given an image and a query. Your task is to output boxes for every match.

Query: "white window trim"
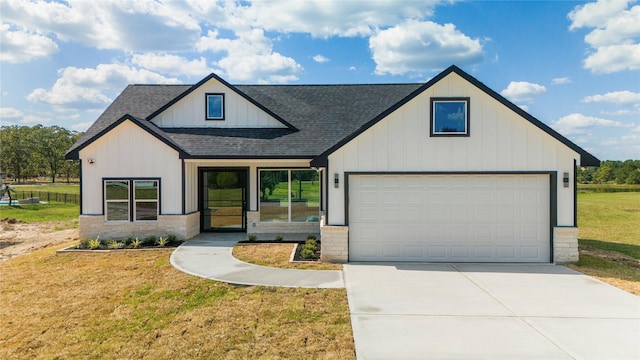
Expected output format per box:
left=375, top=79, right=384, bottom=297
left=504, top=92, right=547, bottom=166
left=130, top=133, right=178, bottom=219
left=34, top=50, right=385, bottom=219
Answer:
left=133, top=180, right=159, bottom=222
left=205, top=93, right=225, bottom=120
left=105, top=180, right=130, bottom=222
left=430, top=97, right=470, bottom=137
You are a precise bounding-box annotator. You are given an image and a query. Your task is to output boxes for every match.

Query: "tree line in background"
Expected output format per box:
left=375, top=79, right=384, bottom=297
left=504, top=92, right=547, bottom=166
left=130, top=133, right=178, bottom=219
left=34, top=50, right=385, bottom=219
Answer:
left=0, top=125, right=82, bottom=184
left=578, top=160, right=640, bottom=185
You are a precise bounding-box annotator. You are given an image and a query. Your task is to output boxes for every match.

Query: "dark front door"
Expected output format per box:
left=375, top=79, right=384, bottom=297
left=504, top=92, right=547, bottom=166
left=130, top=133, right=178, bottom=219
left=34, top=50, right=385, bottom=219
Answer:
left=200, top=169, right=247, bottom=232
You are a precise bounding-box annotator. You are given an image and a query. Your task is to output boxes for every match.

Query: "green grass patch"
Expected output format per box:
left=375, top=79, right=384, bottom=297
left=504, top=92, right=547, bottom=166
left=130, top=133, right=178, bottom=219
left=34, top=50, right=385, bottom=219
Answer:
left=579, top=239, right=640, bottom=260
left=0, top=203, right=79, bottom=222
left=11, top=184, right=80, bottom=195
left=570, top=254, right=640, bottom=283
left=577, top=192, right=640, bottom=246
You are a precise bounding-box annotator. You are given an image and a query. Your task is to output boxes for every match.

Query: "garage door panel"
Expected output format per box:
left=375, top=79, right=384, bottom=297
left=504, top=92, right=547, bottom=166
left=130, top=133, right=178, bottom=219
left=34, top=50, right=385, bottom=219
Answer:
left=349, top=174, right=550, bottom=262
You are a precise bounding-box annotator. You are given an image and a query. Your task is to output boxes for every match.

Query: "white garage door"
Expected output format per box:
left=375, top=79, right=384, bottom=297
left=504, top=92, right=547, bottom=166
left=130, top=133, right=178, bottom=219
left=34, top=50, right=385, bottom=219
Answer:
left=348, top=174, right=550, bottom=262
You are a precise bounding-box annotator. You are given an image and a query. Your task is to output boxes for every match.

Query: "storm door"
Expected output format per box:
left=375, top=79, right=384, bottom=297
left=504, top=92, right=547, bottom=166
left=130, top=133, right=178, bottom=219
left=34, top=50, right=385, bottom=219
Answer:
left=200, top=169, right=247, bottom=232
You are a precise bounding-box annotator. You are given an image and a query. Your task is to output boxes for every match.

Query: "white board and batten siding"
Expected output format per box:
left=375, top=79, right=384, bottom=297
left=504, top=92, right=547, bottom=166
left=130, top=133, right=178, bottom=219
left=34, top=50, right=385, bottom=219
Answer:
left=327, top=71, right=579, bottom=227
left=79, top=120, right=182, bottom=215
left=325, top=72, right=579, bottom=263
left=151, top=78, right=287, bottom=129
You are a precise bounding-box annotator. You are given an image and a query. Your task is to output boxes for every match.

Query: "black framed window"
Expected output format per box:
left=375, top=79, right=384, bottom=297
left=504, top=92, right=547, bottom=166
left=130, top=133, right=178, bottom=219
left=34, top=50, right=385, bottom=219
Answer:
left=430, top=97, right=470, bottom=137
left=104, top=178, right=159, bottom=222
left=206, top=93, right=225, bottom=120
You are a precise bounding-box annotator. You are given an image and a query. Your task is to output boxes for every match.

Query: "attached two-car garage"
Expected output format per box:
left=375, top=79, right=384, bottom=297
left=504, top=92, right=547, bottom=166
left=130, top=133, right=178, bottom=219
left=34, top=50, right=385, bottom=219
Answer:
left=348, top=174, right=551, bottom=263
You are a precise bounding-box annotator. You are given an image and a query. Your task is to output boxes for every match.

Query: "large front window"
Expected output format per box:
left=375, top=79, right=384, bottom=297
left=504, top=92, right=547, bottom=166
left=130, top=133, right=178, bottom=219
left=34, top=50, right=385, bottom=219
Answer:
left=104, top=179, right=159, bottom=222
left=259, top=169, right=319, bottom=222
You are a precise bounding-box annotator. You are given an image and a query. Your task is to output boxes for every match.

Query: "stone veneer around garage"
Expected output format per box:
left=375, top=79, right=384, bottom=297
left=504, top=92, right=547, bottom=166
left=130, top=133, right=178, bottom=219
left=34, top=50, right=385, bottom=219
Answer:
left=553, top=227, right=579, bottom=264
left=78, top=212, right=200, bottom=240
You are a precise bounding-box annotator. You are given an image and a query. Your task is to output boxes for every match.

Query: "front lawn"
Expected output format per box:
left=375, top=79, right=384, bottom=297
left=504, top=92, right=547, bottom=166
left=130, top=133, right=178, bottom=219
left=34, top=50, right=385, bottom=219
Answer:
left=0, top=245, right=355, bottom=359
left=569, top=192, right=640, bottom=295
left=0, top=203, right=79, bottom=223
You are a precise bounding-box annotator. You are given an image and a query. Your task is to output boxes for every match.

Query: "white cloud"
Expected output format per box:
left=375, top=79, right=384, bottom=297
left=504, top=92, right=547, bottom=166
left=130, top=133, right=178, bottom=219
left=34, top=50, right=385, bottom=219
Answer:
left=1, top=0, right=201, bottom=53
left=241, top=1, right=439, bottom=38
left=313, top=54, right=330, bottom=63
left=552, top=77, right=571, bottom=85
left=583, top=43, right=640, bottom=73
left=500, top=81, right=547, bottom=103
left=26, top=64, right=180, bottom=109
left=518, top=104, right=530, bottom=112
left=551, top=113, right=624, bottom=136
left=370, top=20, right=483, bottom=76
left=70, top=121, right=93, bottom=132
left=0, top=107, right=24, bottom=119
left=0, top=24, right=58, bottom=63
left=131, top=53, right=213, bottom=77
left=583, top=90, right=640, bottom=106
left=197, top=29, right=303, bottom=83
left=568, top=0, right=640, bottom=73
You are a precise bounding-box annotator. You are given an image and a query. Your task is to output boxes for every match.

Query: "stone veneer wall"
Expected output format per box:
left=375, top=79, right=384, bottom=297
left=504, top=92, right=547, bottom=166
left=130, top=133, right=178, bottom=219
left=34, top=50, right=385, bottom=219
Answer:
left=320, top=216, right=349, bottom=263
left=78, top=212, right=200, bottom=240
left=553, top=227, right=579, bottom=264
left=245, top=211, right=320, bottom=234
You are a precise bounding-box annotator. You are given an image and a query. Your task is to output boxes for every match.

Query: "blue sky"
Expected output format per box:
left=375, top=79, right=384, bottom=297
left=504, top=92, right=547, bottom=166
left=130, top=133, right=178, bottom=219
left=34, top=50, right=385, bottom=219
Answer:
left=1, top=0, right=638, bottom=161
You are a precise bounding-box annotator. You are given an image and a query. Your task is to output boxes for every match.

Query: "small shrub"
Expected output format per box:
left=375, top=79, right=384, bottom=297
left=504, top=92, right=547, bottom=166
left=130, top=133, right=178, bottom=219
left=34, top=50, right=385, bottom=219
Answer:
left=107, top=239, right=123, bottom=249
left=301, top=248, right=315, bottom=259
left=143, top=235, right=156, bottom=245
left=88, top=236, right=101, bottom=250
left=122, top=237, right=133, bottom=246
left=275, top=235, right=284, bottom=242
left=78, top=238, right=91, bottom=249
left=307, top=235, right=317, bottom=241
left=248, top=235, right=257, bottom=242
left=131, top=237, right=142, bottom=248
left=305, top=239, right=318, bottom=250
left=156, top=236, right=169, bottom=247
left=166, top=234, right=177, bottom=244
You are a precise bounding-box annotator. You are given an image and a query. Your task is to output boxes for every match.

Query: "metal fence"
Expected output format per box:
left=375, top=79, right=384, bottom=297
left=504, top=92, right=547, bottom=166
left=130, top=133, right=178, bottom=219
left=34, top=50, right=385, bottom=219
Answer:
left=12, top=191, right=79, bottom=205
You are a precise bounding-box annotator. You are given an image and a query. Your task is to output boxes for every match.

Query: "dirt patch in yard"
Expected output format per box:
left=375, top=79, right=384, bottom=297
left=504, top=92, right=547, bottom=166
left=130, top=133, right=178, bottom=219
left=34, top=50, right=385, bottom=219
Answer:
left=0, top=218, right=79, bottom=261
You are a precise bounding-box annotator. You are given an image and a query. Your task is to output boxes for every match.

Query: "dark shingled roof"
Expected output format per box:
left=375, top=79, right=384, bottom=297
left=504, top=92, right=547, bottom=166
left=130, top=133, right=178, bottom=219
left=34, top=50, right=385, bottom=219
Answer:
left=66, top=66, right=599, bottom=166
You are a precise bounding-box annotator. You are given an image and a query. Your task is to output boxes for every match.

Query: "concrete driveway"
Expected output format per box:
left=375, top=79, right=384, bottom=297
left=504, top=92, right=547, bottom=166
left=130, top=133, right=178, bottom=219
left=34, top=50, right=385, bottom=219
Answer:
left=343, top=263, right=640, bottom=360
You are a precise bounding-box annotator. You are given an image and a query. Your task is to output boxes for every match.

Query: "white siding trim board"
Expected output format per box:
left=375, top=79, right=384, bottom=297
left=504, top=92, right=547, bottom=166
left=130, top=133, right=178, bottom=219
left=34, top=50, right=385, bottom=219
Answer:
left=345, top=171, right=558, bottom=263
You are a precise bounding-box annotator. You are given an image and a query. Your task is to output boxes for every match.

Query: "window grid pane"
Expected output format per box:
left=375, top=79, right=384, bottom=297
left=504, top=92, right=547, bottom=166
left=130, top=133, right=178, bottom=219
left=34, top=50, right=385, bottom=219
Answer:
left=260, top=170, right=289, bottom=222
left=106, top=181, right=129, bottom=200
left=291, top=170, right=320, bottom=222
left=134, top=180, right=158, bottom=221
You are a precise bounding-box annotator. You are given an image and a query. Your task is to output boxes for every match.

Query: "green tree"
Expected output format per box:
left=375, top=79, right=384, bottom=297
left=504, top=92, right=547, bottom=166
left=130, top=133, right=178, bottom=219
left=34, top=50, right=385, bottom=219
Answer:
left=626, top=169, right=640, bottom=185
left=34, top=125, right=78, bottom=183
left=0, top=125, right=35, bottom=183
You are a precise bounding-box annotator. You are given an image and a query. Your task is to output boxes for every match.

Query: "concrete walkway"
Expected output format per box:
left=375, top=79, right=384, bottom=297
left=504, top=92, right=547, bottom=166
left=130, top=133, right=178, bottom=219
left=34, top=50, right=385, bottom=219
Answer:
left=169, top=233, right=344, bottom=288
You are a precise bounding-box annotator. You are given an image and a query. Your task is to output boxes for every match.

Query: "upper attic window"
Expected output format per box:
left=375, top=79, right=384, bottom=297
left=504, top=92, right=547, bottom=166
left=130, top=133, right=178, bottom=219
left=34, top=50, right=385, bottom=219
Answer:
left=430, top=97, right=470, bottom=137
left=206, top=93, right=225, bottom=120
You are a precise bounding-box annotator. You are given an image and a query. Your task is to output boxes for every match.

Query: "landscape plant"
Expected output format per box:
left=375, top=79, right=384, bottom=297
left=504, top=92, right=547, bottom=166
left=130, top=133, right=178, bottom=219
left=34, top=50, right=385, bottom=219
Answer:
left=131, top=237, right=142, bottom=248
left=87, top=237, right=101, bottom=250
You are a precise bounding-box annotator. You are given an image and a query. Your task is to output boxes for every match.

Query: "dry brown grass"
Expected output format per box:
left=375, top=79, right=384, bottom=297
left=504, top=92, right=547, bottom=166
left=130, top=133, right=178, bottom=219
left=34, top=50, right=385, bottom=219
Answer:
left=0, top=243, right=355, bottom=359
left=233, top=243, right=343, bottom=270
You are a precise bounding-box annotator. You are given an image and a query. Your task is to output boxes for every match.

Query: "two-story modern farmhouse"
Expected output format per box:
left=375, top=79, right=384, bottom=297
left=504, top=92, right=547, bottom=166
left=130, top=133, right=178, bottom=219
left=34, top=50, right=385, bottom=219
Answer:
left=66, top=65, right=599, bottom=263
